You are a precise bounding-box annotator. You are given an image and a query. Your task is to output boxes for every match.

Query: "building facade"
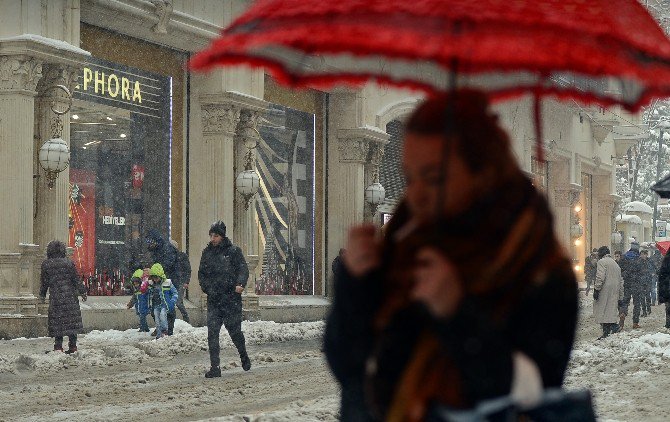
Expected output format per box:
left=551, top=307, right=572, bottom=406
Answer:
left=0, top=0, right=640, bottom=327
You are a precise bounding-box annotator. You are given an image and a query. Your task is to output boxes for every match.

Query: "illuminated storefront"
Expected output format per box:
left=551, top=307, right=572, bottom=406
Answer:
left=68, top=57, right=172, bottom=294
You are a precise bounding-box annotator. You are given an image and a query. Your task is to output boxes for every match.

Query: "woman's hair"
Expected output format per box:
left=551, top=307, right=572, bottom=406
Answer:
left=405, top=89, right=520, bottom=178
left=46, top=240, right=67, bottom=259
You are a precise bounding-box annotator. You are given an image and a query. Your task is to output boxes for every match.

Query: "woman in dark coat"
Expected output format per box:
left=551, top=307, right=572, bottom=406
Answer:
left=39, top=240, right=87, bottom=353
left=324, top=90, right=578, bottom=421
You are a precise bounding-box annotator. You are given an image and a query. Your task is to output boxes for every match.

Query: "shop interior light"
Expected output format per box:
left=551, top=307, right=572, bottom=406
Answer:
left=83, top=140, right=101, bottom=146
left=82, top=146, right=87, bottom=150
left=106, top=116, right=113, bottom=121
left=119, top=133, right=127, bottom=138
left=574, top=239, right=582, bottom=246
left=71, top=114, right=79, bottom=120
left=574, top=203, right=583, bottom=213
left=574, top=265, right=582, bottom=272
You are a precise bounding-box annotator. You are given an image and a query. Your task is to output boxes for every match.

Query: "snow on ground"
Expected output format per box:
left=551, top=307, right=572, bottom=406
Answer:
left=566, top=293, right=670, bottom=421
left=2, top=295, right=670, bottom=421
left=0, top=320, right=324, bottom=376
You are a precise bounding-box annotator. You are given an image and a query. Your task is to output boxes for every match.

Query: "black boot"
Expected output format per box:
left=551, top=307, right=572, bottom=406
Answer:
left=241, top=353, right=251, bottom=371
left=205, top=366, right=221, bottom=378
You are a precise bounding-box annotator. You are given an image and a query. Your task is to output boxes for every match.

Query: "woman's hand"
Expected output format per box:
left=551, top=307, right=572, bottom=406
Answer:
left=343, top=225, right=381, bottom=278
left=412, top=247, right=463, bottom=318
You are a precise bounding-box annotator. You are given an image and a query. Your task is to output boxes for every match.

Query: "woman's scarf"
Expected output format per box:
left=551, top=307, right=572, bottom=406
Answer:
left=371, top=176, right=569, bottom=421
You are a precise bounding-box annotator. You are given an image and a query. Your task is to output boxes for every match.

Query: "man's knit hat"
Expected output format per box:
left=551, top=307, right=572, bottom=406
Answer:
left=209, top=220, right=226, bottom=237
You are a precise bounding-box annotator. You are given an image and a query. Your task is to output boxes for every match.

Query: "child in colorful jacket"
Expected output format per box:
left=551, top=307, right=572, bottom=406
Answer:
left=126, top=269, right=151, bottom=332
left=149, top=263, right=179, bottom=339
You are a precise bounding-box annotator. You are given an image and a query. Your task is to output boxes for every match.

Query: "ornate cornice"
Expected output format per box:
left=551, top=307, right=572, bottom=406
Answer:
left=337, top=127, right=390, bottom=164
left=0, top=56, right=42, bottom=93
left=37, top=64, right=78, bottom=98
left=201, top=103, right=240, bottom=136
left=553, top=184, right=582, bottom=207
left=597, top=194, right=622, bottom=217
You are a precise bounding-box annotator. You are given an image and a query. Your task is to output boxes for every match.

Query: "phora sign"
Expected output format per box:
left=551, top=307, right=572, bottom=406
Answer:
left=81, top=67, right=142, bottom=103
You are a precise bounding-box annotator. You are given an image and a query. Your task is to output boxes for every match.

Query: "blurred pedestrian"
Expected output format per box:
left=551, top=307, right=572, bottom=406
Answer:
left=640, top=250, right=653, bottom=317
left=584, top=248, right=598, bottom=296
left=324, top=90, right=578, bottom=421
left=148, top=263, right=178, bottom=339
left=169, top=239, right=191, bottom=325
left=658, top=250, right=670, bottom=329
left=39, top=240, right=87, bottom=353
left=126, top=269, right=150, bottom=332
left=199, top=221, right=251, bottom=378
left=619, top=242, right=645, bottom=329
left=593, top=246, right=623, bottom=339
left=614, top=250, right=622, bottom=262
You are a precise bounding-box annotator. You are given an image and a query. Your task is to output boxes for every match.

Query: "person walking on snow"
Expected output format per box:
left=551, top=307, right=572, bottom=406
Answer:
left=148, top=263, right=178, bottom=339
left=593, top=246, right=624, bottom=339
left=619, top=241, right=645, bottom=330
left=127, top=269, right=151, bottom=332
left=657, top=250, right=670, bottom=329
left=584, top=249, right=598, bottom=296
left=169, top=238, right=191, bottom=324
left=39, top=240, right=87, bottom=353
left=640, top=250, right=654, bottom=317
left=198, top=220, right=251, bottom=378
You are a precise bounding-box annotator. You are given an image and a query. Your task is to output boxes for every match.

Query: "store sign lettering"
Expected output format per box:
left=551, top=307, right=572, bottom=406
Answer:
left=82, top=67, right=142, bottom=103
left=102, top=216, right=126, bottom=226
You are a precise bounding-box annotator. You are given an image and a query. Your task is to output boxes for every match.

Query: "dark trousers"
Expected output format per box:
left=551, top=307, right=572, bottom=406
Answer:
left=138, top=313, right=149, bottom=331
left=176, top=285, right=189, bottom=322
left=643, top=286, right=652, bottom=315
left=622, top=285, right=643, bottom=324
left=666, top=303, right=670, bottom=328
left=167, top=309, right=176, bottom=335
left=207, top=305, right=247, bottom=368
left=54, top=334, right=77, bottom=350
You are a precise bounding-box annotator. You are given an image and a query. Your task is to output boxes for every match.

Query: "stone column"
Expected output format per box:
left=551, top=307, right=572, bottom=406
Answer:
left=336, top=127, right=390, bottom=229
left=234, top=107, right=266, bottom=311
left=553, top=184, right=582, bottom=263
left=190, top=96, right=240, bottom=309
left=597, top=194, right=621, bottom=250
left=0, top=55, right=42, bottom=304
left=34, top=64, right=79, bottom=253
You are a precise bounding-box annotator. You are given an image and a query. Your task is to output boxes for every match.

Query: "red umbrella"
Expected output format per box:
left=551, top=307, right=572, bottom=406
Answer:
left=191, top=0, right=670, bottom=112
left=657, top=240, right=670, bottom=255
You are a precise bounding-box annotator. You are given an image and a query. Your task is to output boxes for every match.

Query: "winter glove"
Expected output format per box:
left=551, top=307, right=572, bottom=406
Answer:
left=593, top=290, right=600, bottom=301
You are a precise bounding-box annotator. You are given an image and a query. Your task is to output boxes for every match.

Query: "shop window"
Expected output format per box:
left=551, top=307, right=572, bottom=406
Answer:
left=255, top=105, right=315, bottom=295
left=68, top=58, right=171, bottom=295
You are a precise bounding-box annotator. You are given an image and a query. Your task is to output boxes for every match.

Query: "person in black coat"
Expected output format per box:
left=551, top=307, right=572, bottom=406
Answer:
left=619, top=242, right=646, bottom=329
left=198, top=220, right=251, bottom=378
left=39, top=240, right=87, bottom=353
left=658, top=252, right=670, bottom=329
left=146, top=229, right=180, bottom=334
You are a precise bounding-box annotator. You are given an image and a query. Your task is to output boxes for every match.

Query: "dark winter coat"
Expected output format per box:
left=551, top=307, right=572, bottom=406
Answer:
left=325, top=179, right=578, bottom=420
left=39, top=241, right=86, bottom=337
left=658, top=253, right=670, bottom=304
left=619, top=250, right=645, bottom=291
left=198, top=237, right=249, bottom=309
left=146, top=230, right=178, bottom=281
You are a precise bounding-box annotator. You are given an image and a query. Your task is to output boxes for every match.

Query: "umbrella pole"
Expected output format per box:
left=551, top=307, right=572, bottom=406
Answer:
left=534, top=90, right=544, bottom=163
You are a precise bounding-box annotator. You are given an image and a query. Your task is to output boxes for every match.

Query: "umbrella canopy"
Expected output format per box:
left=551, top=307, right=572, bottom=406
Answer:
left=652, top=173, right=670, bottom=198
left=657, top=240, right=670, bottom=255
left=191, top=0, right=670, bottom=111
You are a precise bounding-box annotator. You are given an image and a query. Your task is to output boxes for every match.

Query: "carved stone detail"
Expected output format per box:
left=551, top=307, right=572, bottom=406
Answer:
left=368, top=143, right=385, bottom=167
left=554, top=186, right=582, bottom=207
left=597, top=197, right=620, bottom=217
left=37, top=64, right=79, bottom=98
left=236, top=109, right=262, bottom=149
left=151, top=0, right=173, bottom=34
left=0, top=56, right=43, bottom=92
left=338, top=138, right=371, bottom=164
left=202, top=104, right=240, bottom=135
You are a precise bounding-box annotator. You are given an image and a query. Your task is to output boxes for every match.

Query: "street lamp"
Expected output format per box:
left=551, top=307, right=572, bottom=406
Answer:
left=38, top=85, right=72, bottom=188
left=235, top=127, right=261, bottom=210
left=365, top=169, right=386, bottom=210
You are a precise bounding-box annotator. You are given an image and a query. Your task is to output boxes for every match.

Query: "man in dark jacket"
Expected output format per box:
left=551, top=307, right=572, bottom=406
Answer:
left=640, top=250, right=654, bottom=317
left=198, top=220, right=251, bottom=378
left=619, top=242, right=645, bottom=329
